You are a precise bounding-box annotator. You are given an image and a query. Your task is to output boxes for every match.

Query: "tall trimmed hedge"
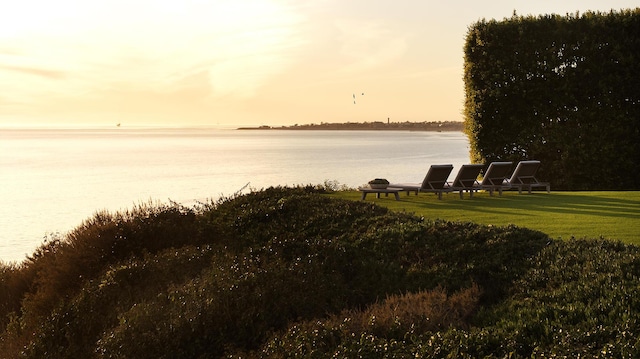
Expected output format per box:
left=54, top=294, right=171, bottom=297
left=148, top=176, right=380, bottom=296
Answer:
left=464, top=9, right=640, bottom=190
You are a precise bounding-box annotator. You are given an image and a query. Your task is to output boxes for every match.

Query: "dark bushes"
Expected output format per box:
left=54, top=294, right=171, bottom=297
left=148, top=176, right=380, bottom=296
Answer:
left=3, top=202, right=203, bottom=331
left=1, top=186, right=638, bottom=358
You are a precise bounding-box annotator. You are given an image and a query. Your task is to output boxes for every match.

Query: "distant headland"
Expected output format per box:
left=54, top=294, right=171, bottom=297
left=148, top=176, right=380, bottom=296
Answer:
left=237, top=121, right=463, bottom=132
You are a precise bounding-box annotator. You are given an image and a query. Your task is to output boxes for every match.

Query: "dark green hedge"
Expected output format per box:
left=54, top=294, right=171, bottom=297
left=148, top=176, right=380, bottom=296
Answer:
left=464, top=9, right=640, bottom=190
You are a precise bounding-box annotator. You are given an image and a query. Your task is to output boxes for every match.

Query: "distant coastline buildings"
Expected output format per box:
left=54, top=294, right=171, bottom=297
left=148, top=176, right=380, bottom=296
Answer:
left=238, top=121, right=463, bottom=132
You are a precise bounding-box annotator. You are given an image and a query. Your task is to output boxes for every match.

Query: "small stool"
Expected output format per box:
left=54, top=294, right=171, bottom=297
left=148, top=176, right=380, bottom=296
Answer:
left=358, top=187, right=401, bottom=200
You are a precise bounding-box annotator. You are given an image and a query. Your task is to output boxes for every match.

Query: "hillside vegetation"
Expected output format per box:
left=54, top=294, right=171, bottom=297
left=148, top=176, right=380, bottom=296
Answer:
left=1, top=186, right=639, bottom=358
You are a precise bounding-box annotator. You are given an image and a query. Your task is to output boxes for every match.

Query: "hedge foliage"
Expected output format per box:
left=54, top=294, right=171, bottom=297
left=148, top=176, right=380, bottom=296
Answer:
left=1, top=187, right=639, bottom=357
left=464, top=9, right=640, bottom=190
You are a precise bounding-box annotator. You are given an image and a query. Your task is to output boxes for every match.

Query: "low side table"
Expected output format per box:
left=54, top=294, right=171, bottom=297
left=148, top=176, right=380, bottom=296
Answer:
left=358, top=187, right=402, bottom=200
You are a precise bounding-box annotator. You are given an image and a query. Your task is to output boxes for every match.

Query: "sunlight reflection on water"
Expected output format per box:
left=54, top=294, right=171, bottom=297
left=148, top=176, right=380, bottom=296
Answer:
left=0, top=128, right=470, bottom=262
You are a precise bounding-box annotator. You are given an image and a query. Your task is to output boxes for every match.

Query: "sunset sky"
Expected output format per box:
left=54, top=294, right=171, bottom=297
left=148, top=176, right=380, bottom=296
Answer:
left=1, top=0, right=637, bottom=128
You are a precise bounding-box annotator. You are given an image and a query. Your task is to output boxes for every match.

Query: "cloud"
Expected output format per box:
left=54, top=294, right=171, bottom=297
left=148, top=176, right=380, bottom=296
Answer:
left=0, top=0, right=306, bottom=107
left=0, top=64, right=66, bottom=79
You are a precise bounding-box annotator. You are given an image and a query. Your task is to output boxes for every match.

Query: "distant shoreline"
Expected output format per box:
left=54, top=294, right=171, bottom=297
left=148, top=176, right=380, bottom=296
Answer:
left=237, top=121, right=463, bottom=132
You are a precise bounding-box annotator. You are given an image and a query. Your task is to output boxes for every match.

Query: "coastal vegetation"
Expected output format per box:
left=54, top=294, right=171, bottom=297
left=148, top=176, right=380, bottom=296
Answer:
left=1, top=186, right=639, bottom=357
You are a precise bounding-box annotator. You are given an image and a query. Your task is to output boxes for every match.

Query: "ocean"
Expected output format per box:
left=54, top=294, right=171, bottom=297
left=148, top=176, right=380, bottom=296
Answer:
left=0, top=128, right=471, bottom=263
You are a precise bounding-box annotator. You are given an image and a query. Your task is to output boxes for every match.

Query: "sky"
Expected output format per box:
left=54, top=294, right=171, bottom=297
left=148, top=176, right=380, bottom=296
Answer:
left=1, top=0, right=638, bottom=128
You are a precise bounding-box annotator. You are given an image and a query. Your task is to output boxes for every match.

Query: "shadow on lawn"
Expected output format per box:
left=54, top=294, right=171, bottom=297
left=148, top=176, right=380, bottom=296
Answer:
left=396, top=191, right=640, bottom=220
left=497, top=192, right=640, bottom=219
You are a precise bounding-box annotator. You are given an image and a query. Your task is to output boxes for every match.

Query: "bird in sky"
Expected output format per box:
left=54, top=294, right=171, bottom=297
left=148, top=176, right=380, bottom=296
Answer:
left=352, top=92, right=364, bottom=104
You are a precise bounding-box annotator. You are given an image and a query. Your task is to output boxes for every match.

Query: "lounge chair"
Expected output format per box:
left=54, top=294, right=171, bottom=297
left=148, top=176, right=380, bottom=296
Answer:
left=506, top=160, right=551, bottom=194
left=480, top=161, right=513, bottom=196
left=390, top=164, right=454, bottom=200
left=448, top=164, right=484, bottom=199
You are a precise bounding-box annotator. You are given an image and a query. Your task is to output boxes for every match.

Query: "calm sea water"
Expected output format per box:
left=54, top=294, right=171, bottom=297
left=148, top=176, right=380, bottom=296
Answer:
left=1, top=128, right=470, bottom=263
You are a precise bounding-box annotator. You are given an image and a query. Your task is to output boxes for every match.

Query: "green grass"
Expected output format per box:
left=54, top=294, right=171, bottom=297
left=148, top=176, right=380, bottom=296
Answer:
left=330, top=190, right=640, bottom=245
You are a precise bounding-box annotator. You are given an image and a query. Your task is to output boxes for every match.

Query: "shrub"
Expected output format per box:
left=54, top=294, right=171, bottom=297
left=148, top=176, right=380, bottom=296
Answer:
left=0, top=202, right=206, bottom=356
left=472, top=238, right=640, bottom=357
left=3, top=187, right=638, bottom=358
left=256, top=285, right=482, bottom=358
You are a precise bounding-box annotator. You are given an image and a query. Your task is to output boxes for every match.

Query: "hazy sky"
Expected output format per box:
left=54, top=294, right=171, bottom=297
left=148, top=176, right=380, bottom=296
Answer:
left=1, top=1, right=637, bottom=128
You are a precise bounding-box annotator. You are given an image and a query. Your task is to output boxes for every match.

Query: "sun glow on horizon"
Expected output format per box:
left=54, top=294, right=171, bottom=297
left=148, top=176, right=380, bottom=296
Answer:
left=1, top=0, right=638, bottom=127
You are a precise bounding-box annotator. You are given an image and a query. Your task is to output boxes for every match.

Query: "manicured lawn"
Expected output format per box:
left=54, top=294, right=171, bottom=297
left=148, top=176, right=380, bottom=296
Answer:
left=329, top=190, right=640, bottom=245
